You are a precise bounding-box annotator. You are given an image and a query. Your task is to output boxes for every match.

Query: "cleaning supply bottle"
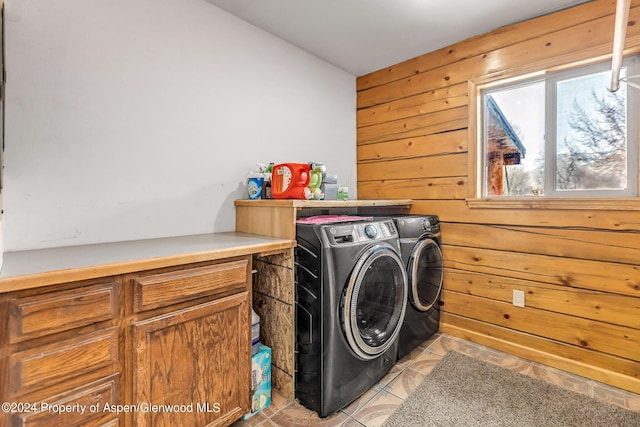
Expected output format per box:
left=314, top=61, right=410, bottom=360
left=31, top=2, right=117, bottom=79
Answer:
left=271, top=163, right=313, bottom=199
left=246, top=173, right=264, bottom=200
left=251, top=307, right=261, bottom=355
left=262, top=163, right=274, bottom=199
left=308, top=163, right=325, bottom=200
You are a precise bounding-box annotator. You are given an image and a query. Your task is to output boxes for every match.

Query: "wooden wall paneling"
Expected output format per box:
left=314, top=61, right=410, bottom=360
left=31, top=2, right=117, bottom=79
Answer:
left=357, top=128, right=468, bottom=200
left=359, top=118, right=468, bottom=147
left=358, top=177, right=467, bottom=200
left=357, top=106, right=468, bottom=144
left=441, top=290, right=640, bottom=361
left=357, top=129, right=467, bottom=162
left=358, top=153, right=467, bottom=182
left=412, top=200, right=640, bottom=231
left=357, top=5, right=640, bottom=109
left=358, top=0, right=640, bottom=395
left=443, top=245, right=640, bottom=297
left=440, top=314, right=640, bottom=394
left=357, top=83, right=468, bottom=127
left=358, top=63, right=469, bottom=108
left=441, top=223, right=640, bottom=264
left=356, top=0, right=637, bottom=91
left=444, top=269, right=640, bottom=329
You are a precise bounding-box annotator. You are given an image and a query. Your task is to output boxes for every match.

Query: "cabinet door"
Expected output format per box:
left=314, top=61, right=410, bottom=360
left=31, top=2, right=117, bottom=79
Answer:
left=132, top=292, right=250, bottom=427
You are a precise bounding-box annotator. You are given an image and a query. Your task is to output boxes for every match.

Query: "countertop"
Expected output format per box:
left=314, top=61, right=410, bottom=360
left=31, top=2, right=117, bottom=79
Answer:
left=0, top=232, right=295, bottom=293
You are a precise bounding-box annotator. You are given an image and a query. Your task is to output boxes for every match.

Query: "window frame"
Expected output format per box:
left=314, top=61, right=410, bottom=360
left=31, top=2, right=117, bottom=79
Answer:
left=482, top=58, right=638, bottom=199
left=468, top=57, right=640, bottom=211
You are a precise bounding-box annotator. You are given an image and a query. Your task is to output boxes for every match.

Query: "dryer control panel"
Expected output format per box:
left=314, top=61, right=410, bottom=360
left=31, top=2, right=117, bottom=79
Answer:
left=324, top=220, right=397, bottom=245
left=395, top=215, right=440, bottom=238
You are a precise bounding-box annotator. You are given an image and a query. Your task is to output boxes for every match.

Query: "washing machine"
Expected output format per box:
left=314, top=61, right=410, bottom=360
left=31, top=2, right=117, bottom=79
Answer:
left=394, top=215, right=444, bottom=360
left=295, top=219, right=408, bottom=417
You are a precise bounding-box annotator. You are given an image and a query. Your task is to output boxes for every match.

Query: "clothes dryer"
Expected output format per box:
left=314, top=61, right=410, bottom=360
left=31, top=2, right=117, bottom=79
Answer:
left=295, top=219, right=407, bottom=417
left=394, top=215, right=444, bottom=359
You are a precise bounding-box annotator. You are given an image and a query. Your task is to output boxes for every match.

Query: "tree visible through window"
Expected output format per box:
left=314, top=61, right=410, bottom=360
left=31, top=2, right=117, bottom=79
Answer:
left=557, top=89, right=626, bottom=190
left=481, top=58, right=639, bottom=198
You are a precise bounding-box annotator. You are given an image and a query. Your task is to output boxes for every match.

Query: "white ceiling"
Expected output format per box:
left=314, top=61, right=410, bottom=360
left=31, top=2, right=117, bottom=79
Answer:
left=206, top=0, right=591, bottom=76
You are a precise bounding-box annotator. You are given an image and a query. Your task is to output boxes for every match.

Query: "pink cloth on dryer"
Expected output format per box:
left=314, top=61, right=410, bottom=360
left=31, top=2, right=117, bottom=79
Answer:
left=295, top=215, right=374, bottom=224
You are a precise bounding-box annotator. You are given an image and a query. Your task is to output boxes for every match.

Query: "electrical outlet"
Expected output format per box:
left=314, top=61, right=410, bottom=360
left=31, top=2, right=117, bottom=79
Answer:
left=512, top=290, right=525, bottom=307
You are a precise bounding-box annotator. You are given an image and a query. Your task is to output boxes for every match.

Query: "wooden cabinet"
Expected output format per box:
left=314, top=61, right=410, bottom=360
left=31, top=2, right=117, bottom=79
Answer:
left=13, top=374, right=121, bottom=427
left=129, top=258, right=251, bottom=427
left=132, top=294, right=249, bottom=427
left=1, top=278, right=122, bottom=427
left=0, top=255, right=254, bottom=427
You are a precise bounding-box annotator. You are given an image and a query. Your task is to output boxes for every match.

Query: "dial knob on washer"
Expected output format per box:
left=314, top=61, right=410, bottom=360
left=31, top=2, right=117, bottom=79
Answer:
left=364, top=224, right=378, bottom=238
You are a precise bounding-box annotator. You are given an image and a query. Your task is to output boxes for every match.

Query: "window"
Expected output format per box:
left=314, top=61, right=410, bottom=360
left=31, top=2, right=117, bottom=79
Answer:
left=480, top=58, right=639, bottom=198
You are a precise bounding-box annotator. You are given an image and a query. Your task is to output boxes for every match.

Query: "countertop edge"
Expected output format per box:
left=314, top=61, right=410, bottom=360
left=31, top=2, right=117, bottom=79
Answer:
left=0, top=236, right=295, bottom=294
left=234, top=199, right=413, bottom=207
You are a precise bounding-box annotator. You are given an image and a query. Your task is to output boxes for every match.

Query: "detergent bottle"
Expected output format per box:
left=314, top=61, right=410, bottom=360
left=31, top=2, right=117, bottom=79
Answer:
left=271, top=163, right=313, bottom=199
left=307, top=163, right=325, bottom=200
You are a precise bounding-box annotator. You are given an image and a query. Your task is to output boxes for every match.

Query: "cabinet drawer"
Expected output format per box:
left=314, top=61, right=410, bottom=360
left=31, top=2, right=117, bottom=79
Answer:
left=12, top=374, right=119, bottom=427
left=9, top=281, right=118, bottom=344
left=9, top=328, right=119, bottom=398
left=133, top=259, right=249, bottom=312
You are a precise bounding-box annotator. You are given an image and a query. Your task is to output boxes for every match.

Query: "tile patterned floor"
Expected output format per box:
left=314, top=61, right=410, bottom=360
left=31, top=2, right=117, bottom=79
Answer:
left=232, top=333, right=640, bottom=426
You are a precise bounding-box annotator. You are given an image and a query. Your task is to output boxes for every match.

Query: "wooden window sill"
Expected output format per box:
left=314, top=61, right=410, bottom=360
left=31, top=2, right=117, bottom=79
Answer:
left=466, top=198, right=640, bottom=211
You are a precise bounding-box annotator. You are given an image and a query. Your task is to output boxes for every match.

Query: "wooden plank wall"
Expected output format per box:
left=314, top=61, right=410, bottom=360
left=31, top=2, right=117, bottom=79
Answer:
left=356, top=0, right=640, bottom=394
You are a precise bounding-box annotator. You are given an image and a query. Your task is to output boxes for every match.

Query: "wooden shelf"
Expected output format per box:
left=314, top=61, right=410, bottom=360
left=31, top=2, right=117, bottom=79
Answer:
left=234, top=199, right=412, bottom=239
left=234, top=199, right=412, bottom=208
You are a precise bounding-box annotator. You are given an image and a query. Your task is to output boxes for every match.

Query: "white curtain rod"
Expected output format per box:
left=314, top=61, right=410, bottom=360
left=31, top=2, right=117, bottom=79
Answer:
left=610, top=0, right=631, bottom=92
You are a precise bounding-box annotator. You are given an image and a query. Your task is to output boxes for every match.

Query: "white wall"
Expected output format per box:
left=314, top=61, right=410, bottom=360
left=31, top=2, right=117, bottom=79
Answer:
left=4, top=0, right=356, bottom=251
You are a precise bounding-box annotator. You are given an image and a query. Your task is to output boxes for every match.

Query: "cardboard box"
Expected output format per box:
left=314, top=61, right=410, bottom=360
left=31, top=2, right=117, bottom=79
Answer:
left=242, top=344, right=272, bottom=420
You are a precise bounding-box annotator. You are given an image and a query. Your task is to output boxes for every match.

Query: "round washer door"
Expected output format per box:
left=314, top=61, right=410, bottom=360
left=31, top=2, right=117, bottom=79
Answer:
left=342, top=244, right=408, bottom=360
left=408, top=237, right=443, bottom=311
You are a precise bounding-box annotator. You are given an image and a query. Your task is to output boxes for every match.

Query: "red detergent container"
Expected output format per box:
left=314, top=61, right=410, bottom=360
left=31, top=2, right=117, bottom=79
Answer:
left=271, top=163, right=312, bottom=199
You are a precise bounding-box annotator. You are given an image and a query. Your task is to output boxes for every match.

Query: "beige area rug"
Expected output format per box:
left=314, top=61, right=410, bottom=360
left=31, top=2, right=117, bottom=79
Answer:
left=382, top=351, right=640, bottom=427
